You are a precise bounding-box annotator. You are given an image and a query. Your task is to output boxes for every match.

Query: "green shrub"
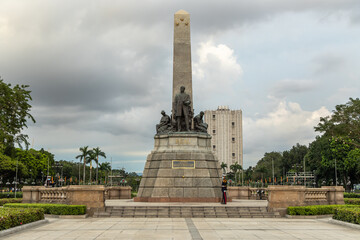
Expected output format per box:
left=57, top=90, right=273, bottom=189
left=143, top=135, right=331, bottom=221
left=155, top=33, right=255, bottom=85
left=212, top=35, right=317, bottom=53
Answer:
left=333, top=207, right=360, bottom=225
left=0, top=192, right=23, bottom=198
left=0, top=208, right=44, bottom=231
left=344, top=198, right=360, bottom=205
left=0, top=198, right=22, bottom=206
left=287, top=205, right=350, bottom=215
left=3, top=203, right=86, bottom=215
left=344, top=192, right=360, bottom=198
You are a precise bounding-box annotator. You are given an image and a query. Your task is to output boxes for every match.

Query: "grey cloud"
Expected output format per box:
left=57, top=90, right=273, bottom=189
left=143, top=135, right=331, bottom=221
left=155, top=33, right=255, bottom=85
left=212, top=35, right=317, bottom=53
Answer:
left=271, top=79, right=317, bottom=98
left=313, top=54, right=347, bottom=75
left=1, top=0, right=359, bottom=171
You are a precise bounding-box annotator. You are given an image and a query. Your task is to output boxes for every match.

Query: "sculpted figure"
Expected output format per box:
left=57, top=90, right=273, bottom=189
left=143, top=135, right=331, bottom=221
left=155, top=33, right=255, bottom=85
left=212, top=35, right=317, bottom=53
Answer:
left=194, top=111, right=208, bottom=133
left=174, top=86, right=191, bottom=131
left=156, top=110, right=171, bottom=134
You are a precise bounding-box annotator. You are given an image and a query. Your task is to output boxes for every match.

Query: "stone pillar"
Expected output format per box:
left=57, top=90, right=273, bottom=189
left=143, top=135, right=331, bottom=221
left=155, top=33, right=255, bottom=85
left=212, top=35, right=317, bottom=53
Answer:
left=267, top=186, right=306, bottom=215
left=22, top=186, right=40, bottom=203
left=172, top=9, right=193, bottom=115
left=323, top=186, right=345, bottom=205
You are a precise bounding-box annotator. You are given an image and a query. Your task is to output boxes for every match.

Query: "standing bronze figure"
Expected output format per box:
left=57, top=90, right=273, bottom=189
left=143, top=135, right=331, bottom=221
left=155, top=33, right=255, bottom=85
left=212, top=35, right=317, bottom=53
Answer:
left=173, top=86, right=191, bottom=131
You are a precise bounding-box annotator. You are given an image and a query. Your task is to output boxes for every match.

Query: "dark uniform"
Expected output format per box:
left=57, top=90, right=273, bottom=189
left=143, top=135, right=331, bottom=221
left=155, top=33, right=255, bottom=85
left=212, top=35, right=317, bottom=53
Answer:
left=221, top=178, right=228, bottom=204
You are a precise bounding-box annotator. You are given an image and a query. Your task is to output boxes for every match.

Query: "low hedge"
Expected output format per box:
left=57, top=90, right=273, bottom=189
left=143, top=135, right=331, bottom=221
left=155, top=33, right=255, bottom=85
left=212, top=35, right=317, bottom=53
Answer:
left=333, top=207, right=360, bottom=225
left=287, top=205, right=345, bottom=215
left=3, top=203, right=86, bottom=215
left=344, top=198, right=360, bottom=205
left=0, top=192, right=23, bottom=198
left=0, top=208, right=44, bottom=231
left=0, top=198, right=22, bottom=206
left=344, top=192, right=360, bottom=198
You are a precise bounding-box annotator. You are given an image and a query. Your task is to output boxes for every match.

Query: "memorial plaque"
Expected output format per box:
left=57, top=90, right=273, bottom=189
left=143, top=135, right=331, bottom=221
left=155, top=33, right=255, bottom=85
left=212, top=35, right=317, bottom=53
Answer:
left=172, top=160, right=195, bottom=169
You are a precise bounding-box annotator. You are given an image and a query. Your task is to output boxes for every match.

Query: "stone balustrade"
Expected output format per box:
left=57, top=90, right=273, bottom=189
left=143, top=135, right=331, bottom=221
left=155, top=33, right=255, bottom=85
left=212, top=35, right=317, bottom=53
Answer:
left=228, top=187, right=268, bottom=200
left=40, top=189, right=67, bottom=202
left=267, top=185, right=344, bottom=216
left=23, top=185, right=132, bottom=216
left=304, top=190, right=328, bottom=202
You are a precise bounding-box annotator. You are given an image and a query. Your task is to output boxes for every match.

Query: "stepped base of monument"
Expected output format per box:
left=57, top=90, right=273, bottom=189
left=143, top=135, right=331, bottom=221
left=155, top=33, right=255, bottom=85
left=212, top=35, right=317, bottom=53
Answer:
left=136, top=133, right=224, bottom=202
left=133, top=197, right=226, bottom=202
left=93, top=200, right=280, bottom=218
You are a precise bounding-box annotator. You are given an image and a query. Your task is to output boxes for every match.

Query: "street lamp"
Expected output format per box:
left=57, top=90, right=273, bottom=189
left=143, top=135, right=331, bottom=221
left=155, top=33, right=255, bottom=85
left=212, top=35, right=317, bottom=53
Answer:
left=41, top=171, right=44, bottom=185
left=335, top=158, right=338, bottom=186
left=272, top=157, right=274, bottom=185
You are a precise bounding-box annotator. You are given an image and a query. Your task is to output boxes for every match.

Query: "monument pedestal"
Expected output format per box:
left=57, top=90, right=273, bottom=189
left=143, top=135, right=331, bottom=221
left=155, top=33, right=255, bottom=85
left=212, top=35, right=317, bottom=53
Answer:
left=134, top=133, right=223, bottom=202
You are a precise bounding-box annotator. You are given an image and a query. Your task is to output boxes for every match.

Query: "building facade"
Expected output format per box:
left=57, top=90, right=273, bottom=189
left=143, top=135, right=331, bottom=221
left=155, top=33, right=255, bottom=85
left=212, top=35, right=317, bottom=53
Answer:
left=204, top=106, right=243, bottom=171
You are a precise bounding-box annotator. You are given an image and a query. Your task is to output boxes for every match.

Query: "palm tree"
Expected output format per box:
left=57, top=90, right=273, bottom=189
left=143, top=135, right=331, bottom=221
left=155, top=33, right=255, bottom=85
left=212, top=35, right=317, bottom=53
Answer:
left=93, top=147, right=106, bottom=184
left=230, top=162, right=242, bottom=185
left=76, top=146, right=92, bottom=184
left=99, top=162, right=111, bottom=184
left=220, top=162, right=228, bottom=174
left=86, top=151, right=96, bottom=184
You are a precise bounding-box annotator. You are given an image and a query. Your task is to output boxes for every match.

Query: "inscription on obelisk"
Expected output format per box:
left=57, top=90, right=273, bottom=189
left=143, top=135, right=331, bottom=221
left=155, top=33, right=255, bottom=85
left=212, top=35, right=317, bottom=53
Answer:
left=172, top=10, right=193, bottom=117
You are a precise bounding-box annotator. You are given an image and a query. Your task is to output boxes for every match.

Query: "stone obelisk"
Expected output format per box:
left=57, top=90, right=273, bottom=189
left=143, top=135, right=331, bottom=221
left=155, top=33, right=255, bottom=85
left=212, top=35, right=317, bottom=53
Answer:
left=172, top=10, right=193, bottom=114
left=135, top=10, right=222, bottom=202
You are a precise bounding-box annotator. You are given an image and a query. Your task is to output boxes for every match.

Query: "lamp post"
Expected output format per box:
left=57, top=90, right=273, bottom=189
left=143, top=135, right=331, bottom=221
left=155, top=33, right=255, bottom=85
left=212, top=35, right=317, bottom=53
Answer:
left=304, top=157, right=306, bottom=187
left=78, top=159, right=81, bottom=185
left=41, top=171, right=44, bottom=186
left=335, top=158, right=338, bottom=186
left=14, top=158, right=18, bottom=198
left=110, top=157, right=113, bottom=187
left=272, top=157, right=274, bottom=185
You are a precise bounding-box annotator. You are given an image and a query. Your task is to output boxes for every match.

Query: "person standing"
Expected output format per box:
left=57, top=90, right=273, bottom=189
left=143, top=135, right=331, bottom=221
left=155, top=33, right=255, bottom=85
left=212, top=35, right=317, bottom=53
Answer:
left=221, top=176, right=228, bottom=204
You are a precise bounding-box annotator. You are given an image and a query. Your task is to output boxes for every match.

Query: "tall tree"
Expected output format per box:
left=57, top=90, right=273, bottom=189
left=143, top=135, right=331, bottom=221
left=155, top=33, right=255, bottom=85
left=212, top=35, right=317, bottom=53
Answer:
left=75, top=146, right=92, bottom=184
left=86, top=150, right=96, bottom=184
left=93, top=147, right=106, bottom=184
left=314, top=98, right=360, bottom=190
left=315, top=97, right=360, bottom=148
left=0, top=78, right=35, bottom=149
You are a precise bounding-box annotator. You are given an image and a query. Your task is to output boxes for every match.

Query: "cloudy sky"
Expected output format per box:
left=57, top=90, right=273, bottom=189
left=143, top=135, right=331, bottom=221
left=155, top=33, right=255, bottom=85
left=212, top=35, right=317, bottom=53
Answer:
left=1, top=0, right=359, bottom=172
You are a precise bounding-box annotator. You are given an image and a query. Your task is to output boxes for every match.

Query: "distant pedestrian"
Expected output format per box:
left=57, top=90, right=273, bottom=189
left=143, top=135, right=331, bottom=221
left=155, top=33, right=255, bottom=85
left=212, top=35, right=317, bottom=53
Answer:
left=221, top=176, right=227, bottom=204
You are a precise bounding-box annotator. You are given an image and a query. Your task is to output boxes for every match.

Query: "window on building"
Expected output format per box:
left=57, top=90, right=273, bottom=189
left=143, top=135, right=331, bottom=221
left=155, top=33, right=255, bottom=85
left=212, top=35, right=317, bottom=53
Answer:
left=232, top=122, right=235, bottom=126
left=212, top=130, right=216, bottom=134
left=232, top=153, right=235, bottom=157
left=232, top=137, right=235, bottom=142
left=212, top=114, right=216, bottom=119
left=213, top=145, right=216, bottom=150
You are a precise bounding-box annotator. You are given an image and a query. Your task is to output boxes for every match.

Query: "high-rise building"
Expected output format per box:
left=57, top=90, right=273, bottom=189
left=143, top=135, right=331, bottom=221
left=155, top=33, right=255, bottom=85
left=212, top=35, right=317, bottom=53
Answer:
left=204, top=106, right=243, bottom=171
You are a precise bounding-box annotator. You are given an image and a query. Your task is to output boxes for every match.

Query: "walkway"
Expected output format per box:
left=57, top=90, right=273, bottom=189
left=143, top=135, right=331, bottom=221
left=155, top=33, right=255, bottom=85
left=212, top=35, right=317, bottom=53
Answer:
left=2, top=217, right=359, bottom=240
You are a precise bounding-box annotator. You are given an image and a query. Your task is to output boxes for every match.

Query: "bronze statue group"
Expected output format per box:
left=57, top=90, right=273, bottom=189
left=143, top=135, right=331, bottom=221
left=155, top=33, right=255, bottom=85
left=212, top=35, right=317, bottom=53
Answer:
left=156, top=86, right=208, bottom=134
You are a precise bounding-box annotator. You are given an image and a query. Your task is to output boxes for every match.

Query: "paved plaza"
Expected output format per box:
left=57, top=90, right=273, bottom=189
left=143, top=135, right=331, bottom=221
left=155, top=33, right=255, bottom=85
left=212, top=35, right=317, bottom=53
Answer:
left=2, top=217, right=360, bottom=240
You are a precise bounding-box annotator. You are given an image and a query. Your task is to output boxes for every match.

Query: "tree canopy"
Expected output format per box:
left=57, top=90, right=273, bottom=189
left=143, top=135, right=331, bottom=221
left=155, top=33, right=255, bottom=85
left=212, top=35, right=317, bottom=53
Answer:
left=0, top=78, right=35, bottom=148
left=315, top=97, right=360, bottom=148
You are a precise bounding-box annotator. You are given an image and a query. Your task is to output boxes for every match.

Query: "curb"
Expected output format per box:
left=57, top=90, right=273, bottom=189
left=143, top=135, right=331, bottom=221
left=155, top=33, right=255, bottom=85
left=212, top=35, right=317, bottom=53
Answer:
left=0, top=219, right=49, bottom=238
left=328, top=218, right=360, bottom=230
left=44, top=214, right=88, bottom=219
left=285, top=214, right=333, bottom=219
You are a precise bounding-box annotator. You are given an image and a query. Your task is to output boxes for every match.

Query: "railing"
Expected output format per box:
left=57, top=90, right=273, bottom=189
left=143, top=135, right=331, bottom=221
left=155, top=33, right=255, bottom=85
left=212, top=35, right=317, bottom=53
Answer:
left=304, top=190, right=327, bottom=202
left=40, top=189, right=67, bottom=202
